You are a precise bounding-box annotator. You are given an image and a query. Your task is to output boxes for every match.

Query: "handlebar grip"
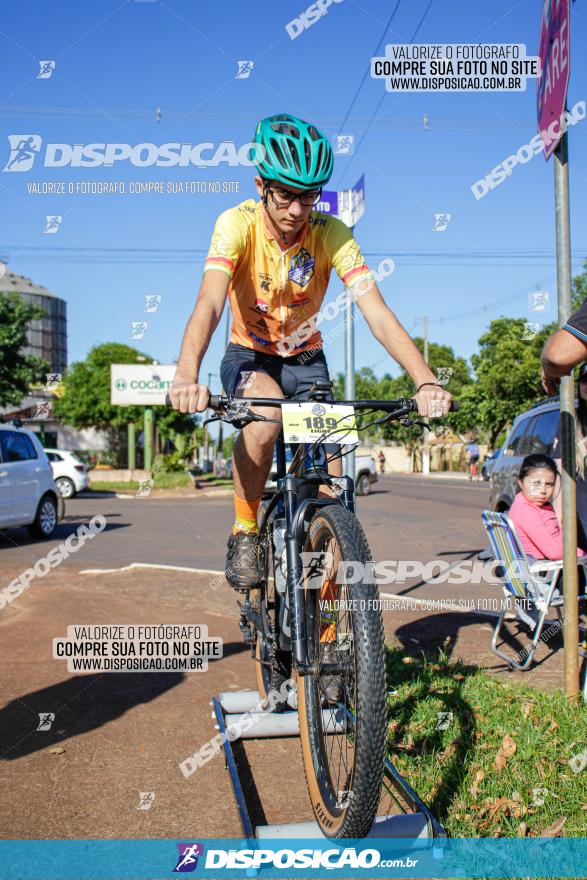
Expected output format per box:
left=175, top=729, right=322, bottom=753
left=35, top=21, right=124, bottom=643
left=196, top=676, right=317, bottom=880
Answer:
left=165, top=391, right=218, bottom=411
left=409, top=397, right=459, bottom=413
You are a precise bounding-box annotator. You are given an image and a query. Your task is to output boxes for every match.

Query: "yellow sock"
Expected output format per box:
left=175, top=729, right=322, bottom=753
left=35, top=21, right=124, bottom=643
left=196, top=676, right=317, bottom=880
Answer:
left=232, top=493, right=261, bottom=535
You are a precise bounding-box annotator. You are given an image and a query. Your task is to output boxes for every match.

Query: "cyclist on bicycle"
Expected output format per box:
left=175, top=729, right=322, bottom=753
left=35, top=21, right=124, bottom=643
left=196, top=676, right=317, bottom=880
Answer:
left=170, top=113, right=452, bottom=589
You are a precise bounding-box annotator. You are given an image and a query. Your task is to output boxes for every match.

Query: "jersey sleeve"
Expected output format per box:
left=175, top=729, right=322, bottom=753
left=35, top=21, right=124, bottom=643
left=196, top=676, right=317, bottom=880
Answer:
left=204, top=208, right=247, bottom=279
left=323, top=218, right=372, bottom=289
left=563, top=298, right=587, bottom=344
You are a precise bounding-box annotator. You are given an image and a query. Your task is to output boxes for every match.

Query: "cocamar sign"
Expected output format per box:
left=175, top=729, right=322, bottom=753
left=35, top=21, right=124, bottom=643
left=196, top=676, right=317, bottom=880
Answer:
left=110, top=364, right=176, bottom=405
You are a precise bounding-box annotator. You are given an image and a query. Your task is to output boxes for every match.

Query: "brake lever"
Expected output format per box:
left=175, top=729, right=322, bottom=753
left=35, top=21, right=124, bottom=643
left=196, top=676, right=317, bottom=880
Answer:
left=400, top=417, right=431, bottom=430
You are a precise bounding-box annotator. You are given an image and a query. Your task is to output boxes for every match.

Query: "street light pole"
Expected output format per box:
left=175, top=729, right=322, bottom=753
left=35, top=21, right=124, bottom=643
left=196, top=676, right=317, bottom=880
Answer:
left=217, top=310, right=231, bottom=462
left=416, top=316, right=430, bottom=475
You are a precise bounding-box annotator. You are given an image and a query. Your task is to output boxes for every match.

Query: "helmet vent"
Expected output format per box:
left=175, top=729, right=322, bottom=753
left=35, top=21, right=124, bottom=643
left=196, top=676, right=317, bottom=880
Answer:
left=271, top=118, right=300, bottom=139
left=270, top=137, right=286, bottom=168
left=286, top=138, right=301, bottom=174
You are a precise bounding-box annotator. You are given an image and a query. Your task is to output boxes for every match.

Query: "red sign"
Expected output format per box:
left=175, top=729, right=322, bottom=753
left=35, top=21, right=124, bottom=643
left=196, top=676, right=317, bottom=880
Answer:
left=537, top=0, right=570, bottom=160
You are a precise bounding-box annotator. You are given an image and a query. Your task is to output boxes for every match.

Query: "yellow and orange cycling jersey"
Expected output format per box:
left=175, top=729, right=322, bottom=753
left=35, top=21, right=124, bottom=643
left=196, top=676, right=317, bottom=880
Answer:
left=204, top=198, right=372, bottom=356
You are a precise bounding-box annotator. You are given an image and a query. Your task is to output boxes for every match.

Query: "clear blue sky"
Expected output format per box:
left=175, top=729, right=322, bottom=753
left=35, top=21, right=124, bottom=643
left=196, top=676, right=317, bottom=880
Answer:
left=1, top=0, right=586, bottom=391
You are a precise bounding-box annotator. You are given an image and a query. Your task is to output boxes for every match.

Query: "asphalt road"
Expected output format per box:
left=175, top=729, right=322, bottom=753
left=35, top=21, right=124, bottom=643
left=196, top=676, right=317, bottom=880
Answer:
left=1, top=475, right=495, bottom=608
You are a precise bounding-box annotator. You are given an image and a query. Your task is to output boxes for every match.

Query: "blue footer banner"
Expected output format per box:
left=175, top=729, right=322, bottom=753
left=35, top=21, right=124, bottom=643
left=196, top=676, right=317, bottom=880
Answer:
left=1, top=838, right=587, bottom=878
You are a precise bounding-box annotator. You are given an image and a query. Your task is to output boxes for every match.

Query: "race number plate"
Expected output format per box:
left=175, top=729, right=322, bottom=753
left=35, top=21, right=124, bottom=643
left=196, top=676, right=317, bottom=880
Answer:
left=281, top=403, right=358, bottom=445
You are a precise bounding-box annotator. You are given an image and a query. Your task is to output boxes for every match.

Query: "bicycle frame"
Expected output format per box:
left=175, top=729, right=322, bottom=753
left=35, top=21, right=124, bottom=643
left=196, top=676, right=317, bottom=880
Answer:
left=256, top=426, right=355, bottom=675
left=187, top=388, right=433, bottom=676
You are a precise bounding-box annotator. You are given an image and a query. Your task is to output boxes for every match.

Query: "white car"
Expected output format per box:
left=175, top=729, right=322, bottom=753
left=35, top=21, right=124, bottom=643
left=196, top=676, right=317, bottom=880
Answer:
left=0, top=423, right=64, bottom=538
left=45, top=448, right=90, bottom=498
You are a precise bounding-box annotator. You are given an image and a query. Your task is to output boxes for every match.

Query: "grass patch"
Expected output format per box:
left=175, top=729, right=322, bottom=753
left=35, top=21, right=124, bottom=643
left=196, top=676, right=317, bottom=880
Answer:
left=89, top=472, right=193, bottom=492
left=386, top=637, right=587, bottom=839
left=194, top=473, right=233, bottom=487
left=89, top=481, right=140, bottom=492
left=153, top=471, right=192, bottom=489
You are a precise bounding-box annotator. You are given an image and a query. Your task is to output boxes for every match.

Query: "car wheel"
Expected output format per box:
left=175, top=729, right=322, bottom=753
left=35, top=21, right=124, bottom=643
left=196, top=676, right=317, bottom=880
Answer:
left=356, top=473, right=371, bottom=496
left=28, top=494, right=58, bottom=539
left=56, top=477, right=76, bottom=498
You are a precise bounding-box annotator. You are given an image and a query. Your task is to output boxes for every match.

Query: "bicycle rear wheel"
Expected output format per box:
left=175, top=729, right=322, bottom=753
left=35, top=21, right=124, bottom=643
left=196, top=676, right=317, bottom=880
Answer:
left=297, top=505, right=387, bottom=838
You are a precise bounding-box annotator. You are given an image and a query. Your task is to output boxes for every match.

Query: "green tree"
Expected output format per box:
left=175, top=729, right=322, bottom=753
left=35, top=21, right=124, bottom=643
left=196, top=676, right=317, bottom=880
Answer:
left=462, top=317, right=557, bottom=448
left=335, top=339, right=472, bottom=447
left=53, top=343, right=152, bottom=430
left=0, top=293, right=49, bottom=406
left=572, top=259, right=587, bottom=312
left=54, top=343, right=196, bottom=464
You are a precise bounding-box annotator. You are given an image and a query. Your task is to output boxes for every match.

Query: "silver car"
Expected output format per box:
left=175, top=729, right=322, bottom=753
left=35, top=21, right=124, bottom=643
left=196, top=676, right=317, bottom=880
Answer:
left=489, top=399, right=560, bottom=511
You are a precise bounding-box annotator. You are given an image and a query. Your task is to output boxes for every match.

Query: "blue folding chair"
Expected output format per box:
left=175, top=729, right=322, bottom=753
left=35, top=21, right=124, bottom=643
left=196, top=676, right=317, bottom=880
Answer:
left=481, top=511, right=587, bottom=695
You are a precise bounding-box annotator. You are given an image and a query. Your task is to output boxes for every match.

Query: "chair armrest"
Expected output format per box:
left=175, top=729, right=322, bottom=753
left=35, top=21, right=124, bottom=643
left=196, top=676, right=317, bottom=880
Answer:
left=528, top=559, right=563, bottom=573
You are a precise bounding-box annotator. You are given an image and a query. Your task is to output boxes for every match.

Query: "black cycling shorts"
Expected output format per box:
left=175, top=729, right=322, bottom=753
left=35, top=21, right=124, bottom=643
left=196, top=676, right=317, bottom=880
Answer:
left=220, top=342, right=334, bottom=401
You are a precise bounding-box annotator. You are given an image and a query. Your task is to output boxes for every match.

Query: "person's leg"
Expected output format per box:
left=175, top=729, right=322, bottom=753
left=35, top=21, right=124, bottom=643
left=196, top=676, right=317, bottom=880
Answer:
left=232, top=369, right=283, bottom=516
left=225, top=403, right=281, bottom=587
left=220, top=346, right=285, bottom=589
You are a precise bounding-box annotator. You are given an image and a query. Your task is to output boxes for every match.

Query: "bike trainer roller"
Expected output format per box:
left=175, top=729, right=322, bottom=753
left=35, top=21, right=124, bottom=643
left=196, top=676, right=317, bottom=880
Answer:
left=210, top=688, right=448, bottom=842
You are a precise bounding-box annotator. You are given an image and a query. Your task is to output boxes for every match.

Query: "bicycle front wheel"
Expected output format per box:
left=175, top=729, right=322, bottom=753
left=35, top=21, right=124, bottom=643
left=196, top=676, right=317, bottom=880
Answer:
left=297, top=505, right=387, bottom=838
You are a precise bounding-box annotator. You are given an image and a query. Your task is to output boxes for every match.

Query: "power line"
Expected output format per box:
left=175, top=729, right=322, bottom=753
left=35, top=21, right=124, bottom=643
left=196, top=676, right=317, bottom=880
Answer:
left=1, top=105, right=583, bottom=132
left=1, top=245, right=585, bottom=266
left=336, top=0, right=403, bottom=136
left=336, top=0, right=437, bottom=188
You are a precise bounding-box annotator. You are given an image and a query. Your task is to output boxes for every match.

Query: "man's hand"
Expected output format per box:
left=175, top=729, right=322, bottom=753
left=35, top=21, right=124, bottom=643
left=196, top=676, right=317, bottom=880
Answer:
left=414, top=385, right=453, bottom=418
left=169, top=376, right=210, bottom=413
left=541, top=366, right=561, bottom=396
left=541, top=326, right=587, bottom=395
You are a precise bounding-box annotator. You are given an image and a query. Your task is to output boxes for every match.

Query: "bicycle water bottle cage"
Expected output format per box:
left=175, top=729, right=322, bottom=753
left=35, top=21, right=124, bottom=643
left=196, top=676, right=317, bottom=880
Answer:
left=307, top=380, right=333, bottom=401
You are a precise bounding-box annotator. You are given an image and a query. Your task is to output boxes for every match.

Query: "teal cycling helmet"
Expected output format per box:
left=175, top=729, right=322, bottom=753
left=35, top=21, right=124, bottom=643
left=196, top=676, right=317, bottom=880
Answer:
left=253, top=113, right=333, bottom=190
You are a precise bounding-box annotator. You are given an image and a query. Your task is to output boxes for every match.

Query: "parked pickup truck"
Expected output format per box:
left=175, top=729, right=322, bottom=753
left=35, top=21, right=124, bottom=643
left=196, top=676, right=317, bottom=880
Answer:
left=263, top=451, right=378, bottom=497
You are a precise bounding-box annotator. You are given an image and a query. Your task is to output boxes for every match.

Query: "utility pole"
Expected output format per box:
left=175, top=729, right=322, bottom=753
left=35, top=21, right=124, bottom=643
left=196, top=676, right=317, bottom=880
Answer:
left=555, top=128, right=580, bottom=699
left=416, top=316, right=430, bottom=475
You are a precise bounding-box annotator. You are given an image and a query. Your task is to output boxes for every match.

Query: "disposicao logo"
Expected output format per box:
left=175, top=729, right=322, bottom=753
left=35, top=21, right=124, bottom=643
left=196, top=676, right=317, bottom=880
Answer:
left=3, top=136, right=265, bottom=171
left=173, top=843, right=204, bottom=873
left=3, top=135, right=42, bottom=172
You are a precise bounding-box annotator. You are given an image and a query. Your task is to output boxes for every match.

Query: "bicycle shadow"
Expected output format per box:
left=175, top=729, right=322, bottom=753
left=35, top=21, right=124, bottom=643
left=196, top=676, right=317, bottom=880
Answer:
left=384, top=641, right=476, bottom=823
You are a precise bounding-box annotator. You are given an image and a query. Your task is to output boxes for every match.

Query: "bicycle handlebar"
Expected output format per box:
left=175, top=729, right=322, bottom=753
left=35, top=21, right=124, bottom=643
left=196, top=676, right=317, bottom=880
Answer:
left=165, top=392, right=459, bottom=414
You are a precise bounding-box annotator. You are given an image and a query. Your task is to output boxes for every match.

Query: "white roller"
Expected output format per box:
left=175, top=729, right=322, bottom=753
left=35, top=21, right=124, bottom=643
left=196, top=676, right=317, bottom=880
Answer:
left=256, top=812, right=432, bottom=840
left=219, top=690, right=262, bottom=714
left=223, top=709, right=346, bottom=739
left=219, top=687, right=299, bottom=714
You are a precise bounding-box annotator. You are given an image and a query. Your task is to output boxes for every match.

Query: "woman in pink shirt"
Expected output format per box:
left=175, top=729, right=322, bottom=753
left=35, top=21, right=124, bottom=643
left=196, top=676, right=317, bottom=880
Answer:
left=509, top=453, right=585, bottom=560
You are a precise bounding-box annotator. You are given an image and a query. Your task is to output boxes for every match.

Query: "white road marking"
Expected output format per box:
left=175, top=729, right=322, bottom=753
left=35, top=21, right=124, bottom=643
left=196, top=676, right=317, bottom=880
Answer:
left=80, top=562, right=224, bottom=576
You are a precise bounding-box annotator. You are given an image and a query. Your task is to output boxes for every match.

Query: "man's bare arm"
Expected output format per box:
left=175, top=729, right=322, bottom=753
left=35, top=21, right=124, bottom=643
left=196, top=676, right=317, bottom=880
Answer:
left=171, top=270, right=230, bottom=413
left=541, top=329, right=587, bottom=395
left=354, top=281, right=452, bottom=416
